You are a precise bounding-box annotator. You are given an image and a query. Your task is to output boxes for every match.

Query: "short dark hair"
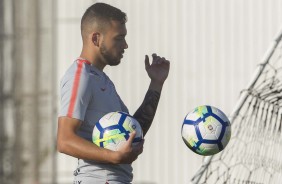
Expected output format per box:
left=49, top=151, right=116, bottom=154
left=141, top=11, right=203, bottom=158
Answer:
left=81, top=3, right=127, bottom=39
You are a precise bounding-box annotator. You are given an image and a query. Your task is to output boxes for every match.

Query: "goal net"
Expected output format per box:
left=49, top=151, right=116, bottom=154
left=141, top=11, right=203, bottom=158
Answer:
left=191, top=27, right=282, bottom=184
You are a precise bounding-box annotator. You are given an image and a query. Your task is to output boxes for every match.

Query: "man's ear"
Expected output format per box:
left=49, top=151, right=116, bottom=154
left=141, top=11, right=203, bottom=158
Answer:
left=92, top=33, right=100, bottom=47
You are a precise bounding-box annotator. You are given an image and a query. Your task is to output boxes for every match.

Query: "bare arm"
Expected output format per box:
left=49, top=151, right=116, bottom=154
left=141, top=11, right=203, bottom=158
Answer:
left=134, top=54, right=170, bottom=136
left=57, top=116, right=143, bottom=164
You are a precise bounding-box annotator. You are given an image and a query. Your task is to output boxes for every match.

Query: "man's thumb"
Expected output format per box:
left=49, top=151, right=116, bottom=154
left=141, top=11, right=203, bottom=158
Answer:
left=127, top=131, right=136, bottom=144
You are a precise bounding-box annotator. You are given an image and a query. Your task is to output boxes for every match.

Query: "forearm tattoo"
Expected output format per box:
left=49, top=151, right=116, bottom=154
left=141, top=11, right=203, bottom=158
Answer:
left=133, top=90, right=161, bottom=136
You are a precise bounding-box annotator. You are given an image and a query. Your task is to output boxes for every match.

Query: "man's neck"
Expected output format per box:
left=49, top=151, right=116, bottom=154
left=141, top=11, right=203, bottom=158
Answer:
left=80, top=51, right=106, bottom=71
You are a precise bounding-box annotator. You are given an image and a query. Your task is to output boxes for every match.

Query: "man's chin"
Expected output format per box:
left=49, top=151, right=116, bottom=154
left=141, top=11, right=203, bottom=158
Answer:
left=108, top=60, right=121, bottom=66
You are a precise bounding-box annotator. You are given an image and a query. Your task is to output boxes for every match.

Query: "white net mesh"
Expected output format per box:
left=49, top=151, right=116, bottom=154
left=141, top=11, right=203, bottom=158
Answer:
left=191, top=28, right=282, bottom=184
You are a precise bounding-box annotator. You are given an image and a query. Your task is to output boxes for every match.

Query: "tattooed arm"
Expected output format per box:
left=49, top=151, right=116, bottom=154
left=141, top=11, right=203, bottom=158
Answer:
left=134, top=54, right=170, bottom=136
left=133, top=85, right=161, bottom=136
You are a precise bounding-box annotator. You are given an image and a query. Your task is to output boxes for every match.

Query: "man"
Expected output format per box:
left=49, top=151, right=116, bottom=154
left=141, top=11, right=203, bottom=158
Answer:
left=57, top=3, right=170, bottom=184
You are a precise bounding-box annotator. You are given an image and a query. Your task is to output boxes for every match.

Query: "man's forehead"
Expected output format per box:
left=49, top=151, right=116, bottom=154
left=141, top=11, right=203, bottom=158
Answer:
left=109, top=20, right=127, bottom=34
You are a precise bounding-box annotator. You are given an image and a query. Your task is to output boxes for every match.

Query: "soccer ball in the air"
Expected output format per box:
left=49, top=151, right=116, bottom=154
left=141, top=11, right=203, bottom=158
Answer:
left=92, top=111, right=143, bottom=151
left=181, top=105, right=231, bottom=156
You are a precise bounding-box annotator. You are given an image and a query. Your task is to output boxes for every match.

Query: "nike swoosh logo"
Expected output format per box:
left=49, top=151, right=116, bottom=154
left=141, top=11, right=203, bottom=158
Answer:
left=90, top=70, right=99, bottom=75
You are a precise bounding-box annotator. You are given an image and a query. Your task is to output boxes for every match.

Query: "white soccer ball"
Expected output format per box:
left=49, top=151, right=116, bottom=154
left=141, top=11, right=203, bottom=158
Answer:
left=181, top=105, right=231, bottom=156
left=92, top=111, right=143, bottom=151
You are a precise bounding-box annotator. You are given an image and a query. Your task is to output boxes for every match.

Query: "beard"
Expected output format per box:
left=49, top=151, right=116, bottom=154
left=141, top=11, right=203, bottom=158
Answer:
left=100, top=42, right=121, bottom=66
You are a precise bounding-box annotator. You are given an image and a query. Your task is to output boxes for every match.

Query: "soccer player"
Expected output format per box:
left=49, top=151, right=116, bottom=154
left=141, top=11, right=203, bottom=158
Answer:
left=57, top=3, right=170, bottom=184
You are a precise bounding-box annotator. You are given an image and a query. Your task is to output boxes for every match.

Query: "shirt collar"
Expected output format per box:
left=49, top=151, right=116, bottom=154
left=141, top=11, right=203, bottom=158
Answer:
left=76, top=58, right=104, bottom=76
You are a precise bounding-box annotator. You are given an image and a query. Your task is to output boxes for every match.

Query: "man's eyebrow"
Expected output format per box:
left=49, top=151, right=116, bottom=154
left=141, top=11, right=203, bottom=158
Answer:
left=118, top=34, right=126, bottom=37
left=115, top=34, right=126, bottom=38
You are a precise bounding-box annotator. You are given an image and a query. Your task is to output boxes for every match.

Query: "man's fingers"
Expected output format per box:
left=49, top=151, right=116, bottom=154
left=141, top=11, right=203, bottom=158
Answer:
left=135, top=139, right=144, bottom=154
left=145, top=55, right=150, bottom=69
left=152, top=53, right=159, bottom=64
left=127, top=131, right=136, bottom=144
left=149, top=53, right=170, bottom=65
left=165, top=59, right=170, bottom=64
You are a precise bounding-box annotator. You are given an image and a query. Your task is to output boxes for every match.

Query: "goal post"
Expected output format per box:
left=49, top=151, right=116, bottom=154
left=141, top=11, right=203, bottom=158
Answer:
left=191, top=27, right=282, bottom=184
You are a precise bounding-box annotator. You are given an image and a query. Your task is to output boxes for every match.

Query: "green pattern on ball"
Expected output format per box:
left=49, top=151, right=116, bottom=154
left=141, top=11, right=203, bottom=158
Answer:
left=93, top=129, right=127, bottom=147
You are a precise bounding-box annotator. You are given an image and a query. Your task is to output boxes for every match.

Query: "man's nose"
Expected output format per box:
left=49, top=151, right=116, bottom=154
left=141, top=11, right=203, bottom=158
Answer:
left=124, top=40, right=128, bottom=49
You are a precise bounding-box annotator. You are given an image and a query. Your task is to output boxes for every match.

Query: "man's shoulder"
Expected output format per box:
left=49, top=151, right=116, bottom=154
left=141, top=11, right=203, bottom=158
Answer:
left=60, top=61, right=100, bottom=90
left=63, top=61, right=100, bottom=80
